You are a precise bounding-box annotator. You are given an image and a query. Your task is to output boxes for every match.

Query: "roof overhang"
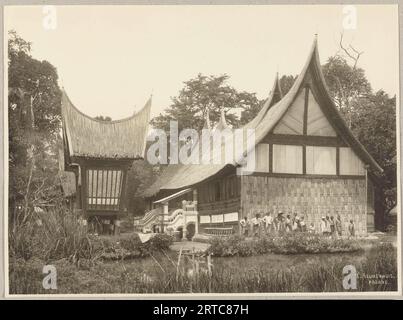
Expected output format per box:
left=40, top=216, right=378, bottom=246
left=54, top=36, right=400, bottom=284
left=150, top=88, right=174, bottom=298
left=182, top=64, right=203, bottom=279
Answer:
left=153, top=188, right=192, bottom=205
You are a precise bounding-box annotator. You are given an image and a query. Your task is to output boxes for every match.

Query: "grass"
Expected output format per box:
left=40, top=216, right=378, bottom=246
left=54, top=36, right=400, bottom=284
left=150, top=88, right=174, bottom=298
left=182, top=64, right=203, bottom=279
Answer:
left=9, top=243, right=397, bottom=294
left=8, top=206, right=397, bottom=294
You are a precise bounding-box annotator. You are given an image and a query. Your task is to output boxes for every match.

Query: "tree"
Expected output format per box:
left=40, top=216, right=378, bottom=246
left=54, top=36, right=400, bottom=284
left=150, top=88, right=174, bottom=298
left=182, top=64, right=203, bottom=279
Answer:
left=279, top=75, right=297, bottom=96
left=223, top=47, right=396, bottom=221
left=350, top=90, right=397, bottom=214
left=8, top=30, right=62, bottom=222
left=322, top=56, right=371, bottom=127
left=151, top=74, right=262, bottom=132
left=126, top=160, right=157, bottom=216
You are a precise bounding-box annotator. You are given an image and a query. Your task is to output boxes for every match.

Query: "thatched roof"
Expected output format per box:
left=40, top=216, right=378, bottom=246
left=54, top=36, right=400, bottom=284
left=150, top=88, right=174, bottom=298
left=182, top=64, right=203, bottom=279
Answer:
left=142, top=38, right=382, bottom=196
left=141, top=164, right=184, bottom=198
left=61, top=91, right=151, bottom=159
left=142, top=73, right=283, bottom=197
left=157, top=38, right=382, bottom=191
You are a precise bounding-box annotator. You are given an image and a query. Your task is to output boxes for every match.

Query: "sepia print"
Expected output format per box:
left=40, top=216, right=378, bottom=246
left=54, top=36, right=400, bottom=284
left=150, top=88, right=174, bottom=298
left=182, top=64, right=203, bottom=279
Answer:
left=3, top=4, right=400, bottom=297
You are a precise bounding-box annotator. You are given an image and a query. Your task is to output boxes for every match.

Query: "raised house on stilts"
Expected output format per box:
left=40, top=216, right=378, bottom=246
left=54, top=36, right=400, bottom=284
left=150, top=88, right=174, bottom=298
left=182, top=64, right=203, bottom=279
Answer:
left=139, top=38, right=383, bottom=238
left=60, top=91, right=151, bottom=234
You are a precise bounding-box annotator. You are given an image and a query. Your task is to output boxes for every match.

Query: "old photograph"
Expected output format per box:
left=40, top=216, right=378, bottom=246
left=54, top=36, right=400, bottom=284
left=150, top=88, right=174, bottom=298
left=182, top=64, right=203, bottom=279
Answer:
left=3, top=4, right=400, bottom=296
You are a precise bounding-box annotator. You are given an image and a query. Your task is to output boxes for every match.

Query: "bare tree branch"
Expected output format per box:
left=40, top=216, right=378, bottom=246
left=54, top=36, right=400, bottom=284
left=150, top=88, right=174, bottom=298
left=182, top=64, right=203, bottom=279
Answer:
left=339, top=32, right=364, bottom=69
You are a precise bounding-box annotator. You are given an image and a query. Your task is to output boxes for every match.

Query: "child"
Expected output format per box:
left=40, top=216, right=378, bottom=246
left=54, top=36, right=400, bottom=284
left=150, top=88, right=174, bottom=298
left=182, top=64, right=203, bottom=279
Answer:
left=308, top=223, right=315, bottom=234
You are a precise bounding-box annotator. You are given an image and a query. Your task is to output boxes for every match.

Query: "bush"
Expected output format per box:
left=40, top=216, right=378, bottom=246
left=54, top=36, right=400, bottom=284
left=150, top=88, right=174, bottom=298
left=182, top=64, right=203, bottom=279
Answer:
left=9, top=206, right=101, bottom=264
left=9, top=206, right=174, bottom=264
left=100, top=233, right=174, bottom=260
left=207, top=233, right=362, bottom=257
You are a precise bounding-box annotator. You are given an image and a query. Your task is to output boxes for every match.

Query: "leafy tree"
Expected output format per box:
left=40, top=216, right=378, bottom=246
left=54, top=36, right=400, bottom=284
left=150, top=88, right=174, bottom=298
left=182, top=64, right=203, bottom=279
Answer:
left=8, top=30, right=62, bottom=222
left=126, top=160, right=157, bottom=216
left=151, top=74, right=262, bottom=132
left=279, top=75, right=297, bottom=96
left=322, top=55, right=371, bottom=127
left=350, top=90, right=397, bottom=213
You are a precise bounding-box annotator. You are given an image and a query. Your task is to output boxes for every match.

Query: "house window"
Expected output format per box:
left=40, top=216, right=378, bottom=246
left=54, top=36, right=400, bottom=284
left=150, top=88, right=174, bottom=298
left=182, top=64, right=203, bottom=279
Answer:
left=306, top=146, right=337, bottom=175
left=86, top=169, right=123, bottom=210
left=339, top=147, right=365, bottom=175
left=272, top=144, right=303, bottom=174
left=255, top=143, right=270, bottom=172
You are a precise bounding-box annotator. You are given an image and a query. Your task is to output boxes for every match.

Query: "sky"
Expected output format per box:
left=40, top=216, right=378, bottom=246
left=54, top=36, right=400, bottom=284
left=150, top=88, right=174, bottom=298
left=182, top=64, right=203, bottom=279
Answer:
left=5, top=5, right=399, bottom=121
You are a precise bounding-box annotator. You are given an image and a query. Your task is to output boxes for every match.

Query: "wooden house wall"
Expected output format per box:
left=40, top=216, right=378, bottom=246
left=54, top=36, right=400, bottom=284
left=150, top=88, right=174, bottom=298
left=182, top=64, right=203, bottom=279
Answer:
left=240, top=175, right=370, bottom=235
left=366, top=178, right=376, bottom=232
left=196, top=173, right=241, bottom=234
left=242, top=76, right=376, bottom=235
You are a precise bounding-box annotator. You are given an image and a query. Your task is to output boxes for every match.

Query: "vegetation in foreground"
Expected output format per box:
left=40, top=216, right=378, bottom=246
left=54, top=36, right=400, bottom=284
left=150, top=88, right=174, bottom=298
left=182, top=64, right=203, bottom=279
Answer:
left=9, top=207, right=397, bottom=294
left=10, top=243, right=397, bottom=294
left=207, top=234, right=363, bottom=257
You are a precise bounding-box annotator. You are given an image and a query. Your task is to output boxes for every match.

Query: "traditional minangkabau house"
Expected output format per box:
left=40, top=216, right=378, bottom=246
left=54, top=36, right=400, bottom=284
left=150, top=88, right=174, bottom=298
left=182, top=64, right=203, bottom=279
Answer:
left=60, top=91, right=151, bottom=234
left=139, top=38, right=384, bottom=238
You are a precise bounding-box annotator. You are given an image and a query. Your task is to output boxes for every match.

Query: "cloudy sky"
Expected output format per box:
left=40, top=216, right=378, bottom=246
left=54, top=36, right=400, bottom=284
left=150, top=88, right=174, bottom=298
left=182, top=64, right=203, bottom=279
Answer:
left=5, top=5, right=398, bottom=121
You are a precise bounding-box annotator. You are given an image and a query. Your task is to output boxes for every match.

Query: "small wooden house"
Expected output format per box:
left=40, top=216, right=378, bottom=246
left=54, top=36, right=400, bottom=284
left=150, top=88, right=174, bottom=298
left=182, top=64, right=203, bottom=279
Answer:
left=141, top=38, right=383, bottom=237
left=61, top=91, right=151, bottom=234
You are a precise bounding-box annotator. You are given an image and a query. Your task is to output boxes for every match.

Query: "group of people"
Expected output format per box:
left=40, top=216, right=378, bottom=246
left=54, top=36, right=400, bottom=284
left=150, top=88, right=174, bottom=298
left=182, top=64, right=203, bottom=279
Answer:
left=239, top=211, right=356, bottom=238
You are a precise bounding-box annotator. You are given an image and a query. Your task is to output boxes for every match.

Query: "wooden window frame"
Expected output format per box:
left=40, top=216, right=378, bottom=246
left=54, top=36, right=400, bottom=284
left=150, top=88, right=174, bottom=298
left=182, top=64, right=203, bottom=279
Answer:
left=265, top=85, right=363, bottom=177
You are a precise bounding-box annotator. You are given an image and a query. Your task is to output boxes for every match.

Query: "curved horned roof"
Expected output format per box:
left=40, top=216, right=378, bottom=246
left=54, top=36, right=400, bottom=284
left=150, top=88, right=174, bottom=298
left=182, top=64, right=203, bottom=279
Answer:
left=143, top=37, right=382, bottom=195
left=142, top=67, right=284, bottom=196
left=61, top=91, right=151, bottom=160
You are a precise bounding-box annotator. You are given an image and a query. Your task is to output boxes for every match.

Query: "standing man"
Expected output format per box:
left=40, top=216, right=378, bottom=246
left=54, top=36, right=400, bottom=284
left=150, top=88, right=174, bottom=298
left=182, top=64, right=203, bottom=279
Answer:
left=335, top=214, right=343, bottom=238
left=251, top=214, right=260, bottom=237
left=114, top=219, right=121, bottom=236
left=265, top=212, right=273, bottom=235
left=348, top=219, right=356, bottom=239
left=320, top=216, right=327, bottom=236
left=239, top=216, right=248, bottom=237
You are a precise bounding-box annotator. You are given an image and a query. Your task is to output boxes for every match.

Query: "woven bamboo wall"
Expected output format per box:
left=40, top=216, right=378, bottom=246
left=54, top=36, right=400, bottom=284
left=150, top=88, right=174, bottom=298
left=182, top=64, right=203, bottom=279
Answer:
left=241, top=176, right=369, bottom=236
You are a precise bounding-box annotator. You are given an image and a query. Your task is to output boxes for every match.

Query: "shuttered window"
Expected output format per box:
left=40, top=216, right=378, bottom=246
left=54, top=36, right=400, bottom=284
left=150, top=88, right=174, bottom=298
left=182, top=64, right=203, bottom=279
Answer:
left=255, top=143, right=270, bottom=172
left=272, top=144, right=303, bottom=174
left=86, top=169, right=123, bottom=210
left=306, top=146, right=336, bottom=175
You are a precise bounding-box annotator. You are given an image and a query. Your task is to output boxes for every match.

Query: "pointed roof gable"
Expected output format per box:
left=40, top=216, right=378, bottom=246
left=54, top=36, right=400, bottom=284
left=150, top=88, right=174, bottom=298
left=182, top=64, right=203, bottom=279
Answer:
left=203, top=109, right=212, bottom=130
left=62, top=91, right=151, bottom=159
left=242, top=72, right=283, bottom=130
left=270, top=72, right=283, bottom=108
left=150, top=37, right=382, bottom=193
left=243, top=38, right=382, bottom=172
left=142, top=74, right=284, bottom=194
left=214, top=108, right=230, bottom=131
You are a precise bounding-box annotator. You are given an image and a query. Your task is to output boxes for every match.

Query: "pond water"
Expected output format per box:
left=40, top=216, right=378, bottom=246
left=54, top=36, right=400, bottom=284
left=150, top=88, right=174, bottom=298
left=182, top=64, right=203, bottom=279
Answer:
left=106, top=249, right=369, bottom=277
left=212, top=251, right=367, bottom=272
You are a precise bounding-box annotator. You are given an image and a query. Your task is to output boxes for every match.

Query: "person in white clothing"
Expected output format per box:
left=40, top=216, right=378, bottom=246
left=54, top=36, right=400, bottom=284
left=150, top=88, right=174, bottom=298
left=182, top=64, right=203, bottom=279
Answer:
left=239, top=217, right=248, bottom=237
left=320, top=216, right=328, bottom=235
left=264, top=212, right=273, bottom=235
